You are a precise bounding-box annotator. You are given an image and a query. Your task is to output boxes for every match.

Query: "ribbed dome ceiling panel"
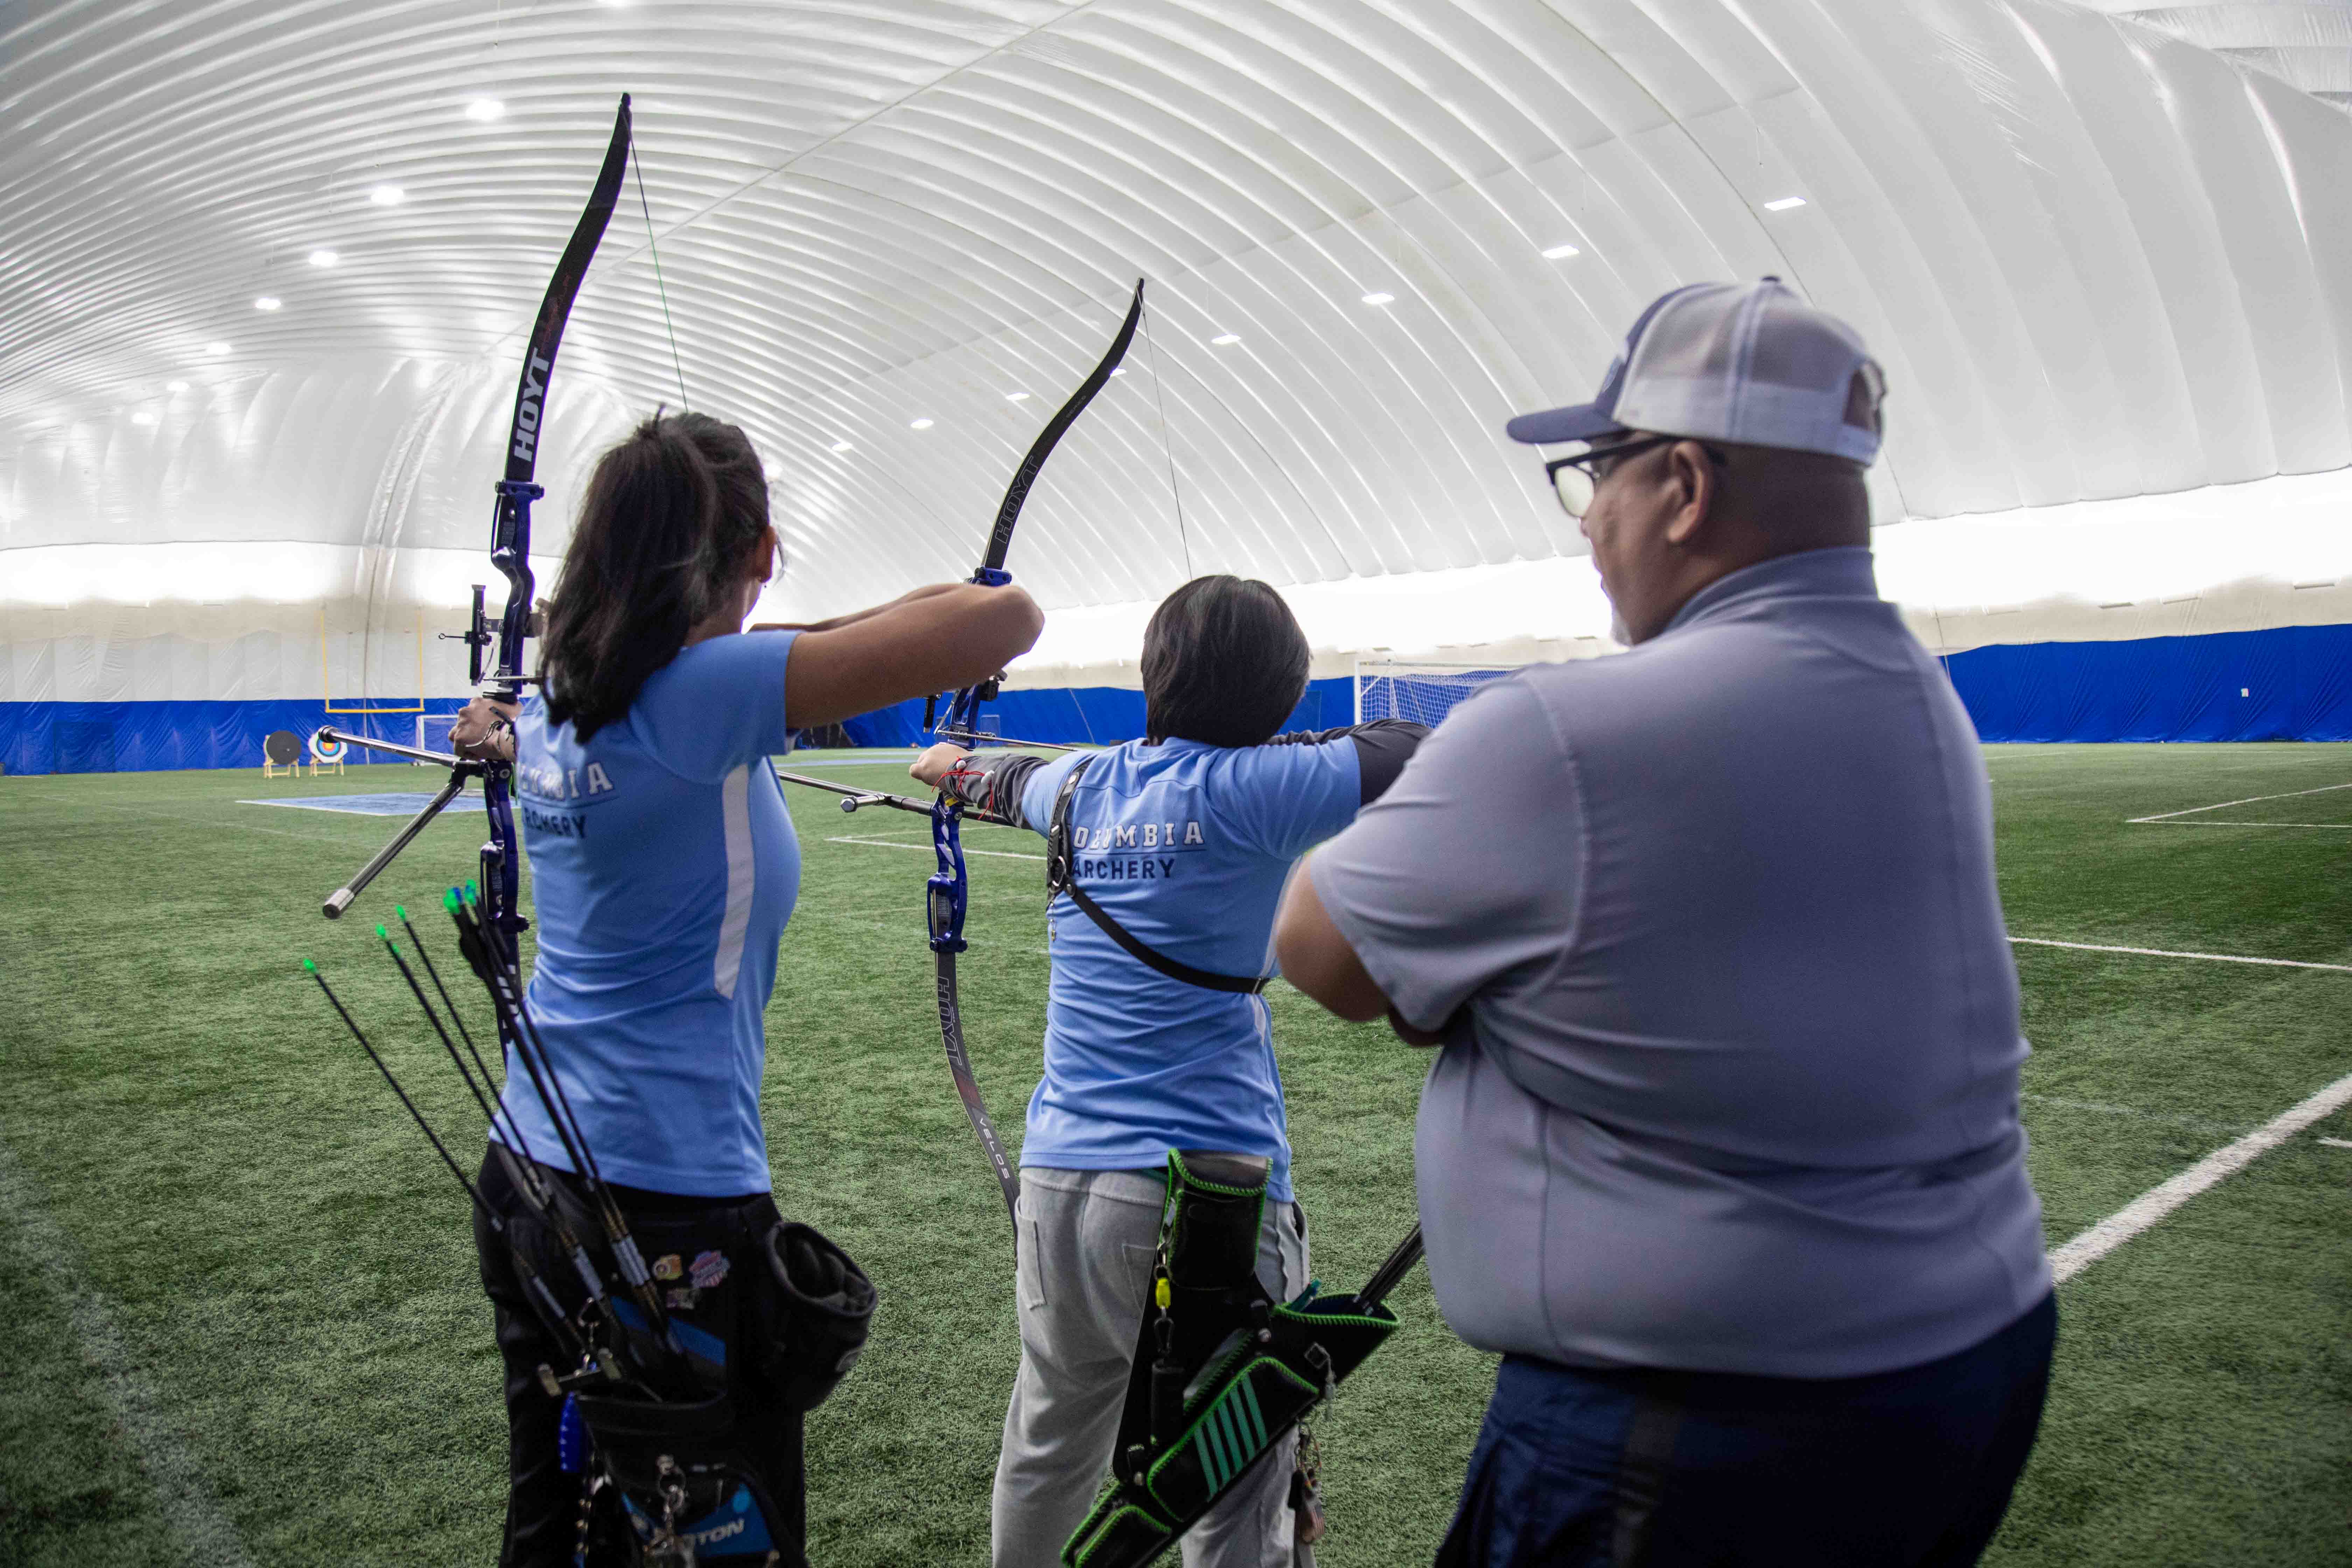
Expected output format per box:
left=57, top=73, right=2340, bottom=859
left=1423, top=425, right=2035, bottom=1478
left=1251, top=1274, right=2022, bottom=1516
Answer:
left=4, top=0, right=2346, bottom=623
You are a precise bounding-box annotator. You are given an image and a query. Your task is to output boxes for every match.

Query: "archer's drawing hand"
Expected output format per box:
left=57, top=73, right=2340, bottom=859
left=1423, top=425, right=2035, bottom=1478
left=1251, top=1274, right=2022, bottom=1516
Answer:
left=450, top=696, right=520, bottom=762
left=909, top=743, right=972, bottom=791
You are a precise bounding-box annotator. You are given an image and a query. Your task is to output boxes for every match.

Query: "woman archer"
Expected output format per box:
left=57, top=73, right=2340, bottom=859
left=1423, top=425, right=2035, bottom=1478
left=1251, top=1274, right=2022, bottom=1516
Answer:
left=908, top=574, right=1428, bottom=1568
left=451, top=408, right=1041, bottom=1565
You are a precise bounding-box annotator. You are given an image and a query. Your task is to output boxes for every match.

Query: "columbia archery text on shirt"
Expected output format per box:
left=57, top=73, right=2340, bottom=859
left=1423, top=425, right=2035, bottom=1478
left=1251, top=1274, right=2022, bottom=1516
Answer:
left=498, top=630, right=803, bottom=1197
left=1015, top=737, right=1364, bottom=1202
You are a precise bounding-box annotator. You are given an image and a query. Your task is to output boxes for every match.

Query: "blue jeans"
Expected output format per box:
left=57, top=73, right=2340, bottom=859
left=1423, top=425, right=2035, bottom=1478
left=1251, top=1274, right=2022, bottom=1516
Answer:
left=1437, top=1293, right=2056, bottom=1568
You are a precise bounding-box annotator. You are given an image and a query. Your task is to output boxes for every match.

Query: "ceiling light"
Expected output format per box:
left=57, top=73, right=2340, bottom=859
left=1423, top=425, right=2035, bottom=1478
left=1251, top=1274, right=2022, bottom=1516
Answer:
left=909, top=418, right=934, bottom=430
left=1211, top=333, right=1240, bottom=346
left=131, top=410, right=157, bottom=427
left=1110, top=368, right=1127, bottom=377
left=1360, top=291, right=1395, bottom=306
left=1763, top=196, right=1806, bottom=212
left=308, top=248, right=338, bottom=268
left=254, top=296, right=281, bottom=312
left=166, top=379, right=189, bottom=392
left=1006, top=391, right=1031, bottom=402
left=370, top=184, right=404, bottom=206
left=830, top=441, right=853, bottom=454
left=1542, top=243, right=1581, bottom=259
left=466, top=98, right=504, bottom=123
left=205, top=342, right=231, bottom=357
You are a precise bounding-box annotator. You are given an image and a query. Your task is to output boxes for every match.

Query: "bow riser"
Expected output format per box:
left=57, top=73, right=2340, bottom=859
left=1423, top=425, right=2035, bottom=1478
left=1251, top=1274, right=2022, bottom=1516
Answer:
left=468, top=95, right=635, bottom=961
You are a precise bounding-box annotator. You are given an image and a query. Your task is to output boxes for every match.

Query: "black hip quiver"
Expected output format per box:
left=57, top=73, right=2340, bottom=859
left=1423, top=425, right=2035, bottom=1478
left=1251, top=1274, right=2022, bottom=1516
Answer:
left=1062, top=1152, right=1411, bottom=1568
left=567, top=1212, right=878, bottom=1566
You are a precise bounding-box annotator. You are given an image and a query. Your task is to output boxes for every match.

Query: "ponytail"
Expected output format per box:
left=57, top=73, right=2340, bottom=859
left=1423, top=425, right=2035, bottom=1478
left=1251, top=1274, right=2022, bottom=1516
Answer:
left=539, top=412, right=772, bottom=741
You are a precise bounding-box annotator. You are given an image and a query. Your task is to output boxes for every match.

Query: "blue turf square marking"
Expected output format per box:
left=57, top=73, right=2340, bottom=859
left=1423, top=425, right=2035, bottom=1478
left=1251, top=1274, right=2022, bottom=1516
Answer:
left=240, top=793, right=481, bottom=817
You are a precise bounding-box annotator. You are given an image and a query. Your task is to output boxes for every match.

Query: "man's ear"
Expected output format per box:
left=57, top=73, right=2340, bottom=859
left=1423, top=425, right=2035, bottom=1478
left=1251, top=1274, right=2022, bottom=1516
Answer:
left=1661, top=440, right=1717, bottom=547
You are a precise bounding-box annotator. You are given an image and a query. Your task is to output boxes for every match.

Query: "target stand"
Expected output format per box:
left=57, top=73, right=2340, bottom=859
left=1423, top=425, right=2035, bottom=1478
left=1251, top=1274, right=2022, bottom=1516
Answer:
left=307, top=728, right=348, bottom=777
left=262, top=730, right=302, bottom=779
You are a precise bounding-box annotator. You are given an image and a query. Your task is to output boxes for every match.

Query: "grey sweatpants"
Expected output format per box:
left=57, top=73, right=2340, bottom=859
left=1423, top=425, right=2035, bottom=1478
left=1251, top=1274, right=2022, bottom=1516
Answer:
left=992, top=1167, right=1311, bottom=1568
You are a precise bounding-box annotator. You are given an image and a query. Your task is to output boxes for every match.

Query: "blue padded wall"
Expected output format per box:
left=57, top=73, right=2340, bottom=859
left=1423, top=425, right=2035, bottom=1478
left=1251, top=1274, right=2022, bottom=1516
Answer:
left=0, top=700, right=469, bottom=777
left=1942, top=624, right=2352, bottom=742
left=6, top=626, right=2350, bottom=773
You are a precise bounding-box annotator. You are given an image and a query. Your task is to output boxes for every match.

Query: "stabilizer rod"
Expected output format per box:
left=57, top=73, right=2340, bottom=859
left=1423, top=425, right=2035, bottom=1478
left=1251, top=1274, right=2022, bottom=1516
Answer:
left=318, top=726, right=462, bottom=767
left=1358, top=1223, right=1425, bottom=1309
left=324, top=770, right=474, bottom=919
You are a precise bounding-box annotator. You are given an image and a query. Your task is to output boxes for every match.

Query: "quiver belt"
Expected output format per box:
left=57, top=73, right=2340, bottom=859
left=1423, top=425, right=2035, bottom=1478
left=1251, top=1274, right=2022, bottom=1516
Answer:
left=1062, top=1153, right=1405, bottom=1568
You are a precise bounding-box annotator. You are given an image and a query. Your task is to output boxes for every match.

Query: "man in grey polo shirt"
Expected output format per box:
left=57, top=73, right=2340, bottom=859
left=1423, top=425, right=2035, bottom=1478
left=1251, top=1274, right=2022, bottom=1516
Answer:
left=1274, top=280, right=2053, bottom=1567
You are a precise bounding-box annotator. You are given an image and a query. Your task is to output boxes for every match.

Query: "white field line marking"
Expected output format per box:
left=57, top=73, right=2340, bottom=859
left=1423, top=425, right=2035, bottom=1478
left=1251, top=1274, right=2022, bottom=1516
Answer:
left=826, top=834, right=1045, bottom=862
left=2320, top=1138, right=2352, bottom=1150
left=2009, top=937, right=2352, bottom=973
left=0, top=1138, right=255, bottom=1566
left=2050, top=1068, right=2352, bottom=1283
left=2127, top=779, right=2352, bottom=823
left=2128, top=821, right=2352, bottom=830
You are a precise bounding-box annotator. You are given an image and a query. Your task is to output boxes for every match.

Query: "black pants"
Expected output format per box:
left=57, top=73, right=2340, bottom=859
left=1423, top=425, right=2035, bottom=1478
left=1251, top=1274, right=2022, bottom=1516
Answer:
left=473, top=1151, right=807, bottom=1567
left=1436, top=1293, right=2057, bottom=1568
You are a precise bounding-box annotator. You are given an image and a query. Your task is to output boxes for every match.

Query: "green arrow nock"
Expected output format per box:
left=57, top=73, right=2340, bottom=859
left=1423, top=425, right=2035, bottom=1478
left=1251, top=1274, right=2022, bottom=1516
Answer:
left=302, top=959, right=317, bottom=973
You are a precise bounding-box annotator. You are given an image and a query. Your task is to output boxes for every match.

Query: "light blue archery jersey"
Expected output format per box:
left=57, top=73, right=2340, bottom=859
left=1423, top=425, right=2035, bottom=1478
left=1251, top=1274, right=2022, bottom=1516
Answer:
left=494, top=630, right=802, bottom=1197
left=1014, top=738, right=1363, bottom=1202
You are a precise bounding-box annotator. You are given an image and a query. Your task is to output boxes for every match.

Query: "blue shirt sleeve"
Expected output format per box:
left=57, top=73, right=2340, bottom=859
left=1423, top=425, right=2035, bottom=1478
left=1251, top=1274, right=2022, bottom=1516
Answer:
left=1214, top=738, right=1363, bottom=859
left=631, top=631, right=801, bottom=784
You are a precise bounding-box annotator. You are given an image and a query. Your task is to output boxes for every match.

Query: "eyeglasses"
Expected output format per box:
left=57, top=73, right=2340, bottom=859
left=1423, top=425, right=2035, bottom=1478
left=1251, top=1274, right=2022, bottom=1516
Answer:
left=1544, top=435, right=1726, bottom=519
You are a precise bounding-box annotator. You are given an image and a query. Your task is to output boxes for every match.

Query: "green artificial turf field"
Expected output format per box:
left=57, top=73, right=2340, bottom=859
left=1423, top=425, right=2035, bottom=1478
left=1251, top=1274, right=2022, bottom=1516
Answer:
left=1, top=743, right=2347, bottom=1566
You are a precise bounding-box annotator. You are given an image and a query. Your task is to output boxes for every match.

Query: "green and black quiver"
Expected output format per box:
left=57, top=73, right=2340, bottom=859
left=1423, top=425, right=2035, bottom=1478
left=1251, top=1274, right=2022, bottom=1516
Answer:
left=1061, top=1152, right=1415, bottom=1568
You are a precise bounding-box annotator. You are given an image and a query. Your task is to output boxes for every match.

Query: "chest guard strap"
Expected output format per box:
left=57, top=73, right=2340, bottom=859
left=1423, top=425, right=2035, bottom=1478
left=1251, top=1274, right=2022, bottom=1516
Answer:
left=1046, top=758, right=1269, bottom=995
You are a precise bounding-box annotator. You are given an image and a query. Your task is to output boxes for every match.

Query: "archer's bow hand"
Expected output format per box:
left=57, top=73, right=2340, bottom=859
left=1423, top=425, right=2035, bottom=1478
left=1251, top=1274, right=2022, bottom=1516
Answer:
left=450, top=695, right=520, bottom=762
left=910, top=743, right=972, bottom=791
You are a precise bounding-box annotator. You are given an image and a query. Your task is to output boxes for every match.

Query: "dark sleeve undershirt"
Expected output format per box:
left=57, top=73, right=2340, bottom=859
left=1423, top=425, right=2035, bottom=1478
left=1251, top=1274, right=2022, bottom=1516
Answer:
left=1260, top=718, right=1431, bottom=805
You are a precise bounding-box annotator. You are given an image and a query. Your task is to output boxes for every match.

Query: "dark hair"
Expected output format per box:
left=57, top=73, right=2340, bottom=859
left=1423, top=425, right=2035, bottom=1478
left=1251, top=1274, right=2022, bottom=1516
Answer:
left=1141, top=576, right=1309, bottom=747
left=539, top=411, right=772, bottom=741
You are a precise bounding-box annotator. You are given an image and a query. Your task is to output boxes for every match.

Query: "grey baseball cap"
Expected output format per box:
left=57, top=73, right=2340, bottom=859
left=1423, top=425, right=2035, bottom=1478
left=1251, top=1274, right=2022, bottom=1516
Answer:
left=1506, top=279, right=1886, bottom=464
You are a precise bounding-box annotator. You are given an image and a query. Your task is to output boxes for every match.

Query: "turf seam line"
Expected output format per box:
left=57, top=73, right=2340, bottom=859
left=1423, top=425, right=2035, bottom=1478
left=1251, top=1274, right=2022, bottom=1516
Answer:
left=2008, top=937, right=2352, bottom=973
left=2022, top=1094, right=2247, bottom=1135
left=2048, top=1068, right=2352, bottom=1284
left=0, top=1136, right=256, bottom=1568
left=826, top=834, right=1047, bottom=862
left=2125, top=779, right=2352, bottom=822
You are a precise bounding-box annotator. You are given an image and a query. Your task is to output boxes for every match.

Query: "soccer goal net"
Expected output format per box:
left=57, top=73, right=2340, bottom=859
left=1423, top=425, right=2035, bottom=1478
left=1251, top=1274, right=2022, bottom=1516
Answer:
left=416, top=712, right=460, bottom=759
left=1353, top=660, right=1517, bottom=728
